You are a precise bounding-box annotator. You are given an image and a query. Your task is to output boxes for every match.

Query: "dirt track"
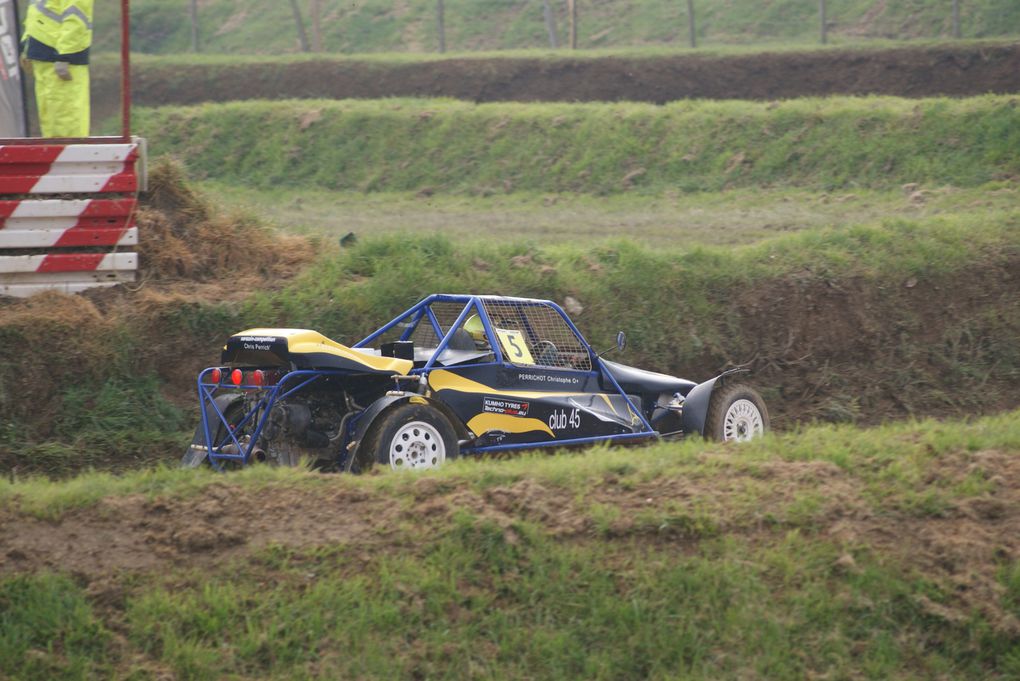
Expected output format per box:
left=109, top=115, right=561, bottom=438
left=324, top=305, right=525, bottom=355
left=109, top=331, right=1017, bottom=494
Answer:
left=93, top=43, right=1020, bottom=121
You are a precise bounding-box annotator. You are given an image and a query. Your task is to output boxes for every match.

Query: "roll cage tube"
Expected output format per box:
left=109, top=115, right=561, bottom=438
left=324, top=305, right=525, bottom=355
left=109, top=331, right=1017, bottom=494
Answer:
left=355, top=293, right=605, bottom=373
left=353, top=295, right=655, bottom=434
left=196, top=367, right=336, bottom=471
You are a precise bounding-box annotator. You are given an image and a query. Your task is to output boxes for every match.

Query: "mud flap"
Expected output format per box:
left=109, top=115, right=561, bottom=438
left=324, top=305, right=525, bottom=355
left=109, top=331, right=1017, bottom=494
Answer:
left=680, top=369, right=747, bottom=437
left=181, top=393, right=244, bottom=468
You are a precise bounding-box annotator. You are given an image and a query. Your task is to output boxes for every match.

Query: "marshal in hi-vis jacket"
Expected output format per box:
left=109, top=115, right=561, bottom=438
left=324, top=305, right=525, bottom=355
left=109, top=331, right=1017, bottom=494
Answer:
left=21, top=0, right=93, bottom=65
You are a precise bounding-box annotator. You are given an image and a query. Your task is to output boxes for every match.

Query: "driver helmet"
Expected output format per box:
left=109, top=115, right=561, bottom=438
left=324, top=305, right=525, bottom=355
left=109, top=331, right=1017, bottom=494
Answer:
left=463, top=314, right=487, bottom=342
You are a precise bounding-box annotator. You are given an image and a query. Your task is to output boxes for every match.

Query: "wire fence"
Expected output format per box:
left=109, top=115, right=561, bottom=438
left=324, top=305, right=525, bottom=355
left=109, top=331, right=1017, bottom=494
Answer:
left=85, top=1, right=1020, bottom=56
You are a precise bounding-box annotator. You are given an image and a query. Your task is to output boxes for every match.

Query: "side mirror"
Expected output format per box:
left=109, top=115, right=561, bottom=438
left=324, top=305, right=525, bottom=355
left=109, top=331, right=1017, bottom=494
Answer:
left=597, top=331, right=626, bottom=359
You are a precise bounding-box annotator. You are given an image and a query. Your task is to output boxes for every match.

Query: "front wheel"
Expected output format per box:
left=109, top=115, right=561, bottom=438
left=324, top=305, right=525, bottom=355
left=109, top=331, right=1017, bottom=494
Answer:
left=364, top=403, right=459, bottom=471
left=704, top=383, right=769, bottom=442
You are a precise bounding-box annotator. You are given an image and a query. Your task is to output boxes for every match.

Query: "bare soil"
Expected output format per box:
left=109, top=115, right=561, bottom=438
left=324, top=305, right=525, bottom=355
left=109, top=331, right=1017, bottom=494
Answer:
left=3, top=446, right=1018, bottom=633
left=92, top=43, right=1020, bottom=121
left=728, top=254, right=1020, bottom=427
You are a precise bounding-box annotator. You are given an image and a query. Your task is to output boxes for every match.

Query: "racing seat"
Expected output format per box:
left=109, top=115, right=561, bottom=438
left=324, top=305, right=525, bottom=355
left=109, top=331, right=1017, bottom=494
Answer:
left=600, top=359, right=696, bottom=397
left=446, top=327, right=477, bottom=351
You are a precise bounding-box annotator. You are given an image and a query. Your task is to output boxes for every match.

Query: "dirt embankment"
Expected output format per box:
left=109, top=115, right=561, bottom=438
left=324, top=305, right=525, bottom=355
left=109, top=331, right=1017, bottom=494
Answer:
left=3, top=446, right=1019, bottom=635
left=92, top=43, right=1020, bottom=121
left=0, top=160, right=315, bottom=463
left=730, top=255, right=1020, bottom=425
left=1, top=163, right=1018, bottom=476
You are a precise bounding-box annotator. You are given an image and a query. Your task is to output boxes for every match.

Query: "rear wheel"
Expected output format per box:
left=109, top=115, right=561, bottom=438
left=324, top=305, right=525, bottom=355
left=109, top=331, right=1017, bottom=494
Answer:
left=182, top=400, right=249, bottom=469
left=704, top=383, right=769, bottom=442
left=364, top=403, right=459, bottom=471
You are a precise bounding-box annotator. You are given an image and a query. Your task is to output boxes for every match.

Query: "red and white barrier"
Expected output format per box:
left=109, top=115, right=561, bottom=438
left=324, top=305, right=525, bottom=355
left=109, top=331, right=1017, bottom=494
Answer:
left=0, top=199, right=138, bottom=248
left=0, top=144, right=140, bottom=194
left=0, top=139, right=145, bottom=298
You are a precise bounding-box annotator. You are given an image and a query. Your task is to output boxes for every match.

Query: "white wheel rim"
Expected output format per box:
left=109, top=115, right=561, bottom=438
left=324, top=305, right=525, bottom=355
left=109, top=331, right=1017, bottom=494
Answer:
left=389, top=421, right=446, bottom=470
left=723, top=399, right=764, bottom=442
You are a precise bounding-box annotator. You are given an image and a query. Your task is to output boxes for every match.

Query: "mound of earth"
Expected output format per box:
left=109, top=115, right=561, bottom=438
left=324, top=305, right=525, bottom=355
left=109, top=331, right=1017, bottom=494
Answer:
left=137, top=157, right=314, bottom=284
left=2, top=444, right=1018, bottom=635
left=0, top=160, right=315, bottom=461
left=93, top=43, right=1020, bottom=120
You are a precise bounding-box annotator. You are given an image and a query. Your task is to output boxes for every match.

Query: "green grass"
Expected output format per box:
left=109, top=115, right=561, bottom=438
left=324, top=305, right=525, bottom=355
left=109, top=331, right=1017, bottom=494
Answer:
left=201, top=180, right=1020, bottom=247
left=115, top=534, right=985, bottom=679
left=135, top=95, right=1020, bottom=195
left=2, top=411, right=1019, bottom=679
left=0, top=463, right=331, bottom=521
left=4, top=408, right=1019, bottom=520
left=0, top=573, right=114, bottom=680
left=242, top=210, right=1019, bottom=356
left=92, top=0, right=1020, bottom=55
left=2, top=200, right=1018, bottom=476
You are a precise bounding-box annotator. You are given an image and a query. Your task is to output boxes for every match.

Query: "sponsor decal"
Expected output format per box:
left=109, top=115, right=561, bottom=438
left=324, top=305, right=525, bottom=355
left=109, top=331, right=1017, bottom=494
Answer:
left=483, top=396, right=530, bottom=417
left=237, top=336, right=279, bottom=352
left=517, top=372, right=581, bottom=385
left=549, top=408, right=582, bottom=431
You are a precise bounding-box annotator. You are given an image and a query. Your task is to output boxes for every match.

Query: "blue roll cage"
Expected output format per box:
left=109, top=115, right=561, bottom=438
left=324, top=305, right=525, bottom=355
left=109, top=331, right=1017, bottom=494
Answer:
left=196, top=294, right=657, bottom=470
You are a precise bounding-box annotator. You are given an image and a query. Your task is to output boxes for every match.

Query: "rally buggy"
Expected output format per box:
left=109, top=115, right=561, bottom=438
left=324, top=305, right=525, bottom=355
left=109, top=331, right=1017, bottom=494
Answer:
left=182, top=294, right=768, bottom=472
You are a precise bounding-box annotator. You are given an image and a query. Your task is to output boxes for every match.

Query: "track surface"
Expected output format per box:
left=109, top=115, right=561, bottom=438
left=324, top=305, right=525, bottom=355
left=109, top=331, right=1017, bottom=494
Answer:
left=94, top=43, right=1020, bottom=120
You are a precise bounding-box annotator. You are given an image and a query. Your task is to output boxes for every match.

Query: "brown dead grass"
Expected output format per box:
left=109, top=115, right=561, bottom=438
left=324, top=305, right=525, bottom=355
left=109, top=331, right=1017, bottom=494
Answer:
left=0, top=293, right=119, bottom=430
left=0, top=158, right=317, bottom=440
left=137, top=157, right=314, bottom=283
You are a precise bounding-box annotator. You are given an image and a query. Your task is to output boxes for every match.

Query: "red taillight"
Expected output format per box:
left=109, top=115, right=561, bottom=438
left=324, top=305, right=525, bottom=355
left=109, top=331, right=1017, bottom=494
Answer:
left=252, top=370, right=265, bottom=387
left=209, top=368, right=222, bottom=383
left=231, top=369, right=243, bottom=386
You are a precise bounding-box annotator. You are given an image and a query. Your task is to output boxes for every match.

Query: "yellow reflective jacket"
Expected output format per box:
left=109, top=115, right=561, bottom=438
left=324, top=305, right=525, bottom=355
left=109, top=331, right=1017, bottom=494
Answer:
left=22, top=0, right=93, bottom=59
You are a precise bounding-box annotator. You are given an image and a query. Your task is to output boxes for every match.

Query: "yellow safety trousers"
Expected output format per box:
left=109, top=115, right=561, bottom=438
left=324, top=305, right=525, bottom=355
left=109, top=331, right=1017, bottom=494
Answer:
left=32, top=60, right=90, bottom=138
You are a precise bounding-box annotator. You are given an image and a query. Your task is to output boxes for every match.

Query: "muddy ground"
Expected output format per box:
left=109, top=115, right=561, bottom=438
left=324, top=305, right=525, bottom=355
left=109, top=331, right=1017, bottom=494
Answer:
left=92, top=42, right=1020, bottom=122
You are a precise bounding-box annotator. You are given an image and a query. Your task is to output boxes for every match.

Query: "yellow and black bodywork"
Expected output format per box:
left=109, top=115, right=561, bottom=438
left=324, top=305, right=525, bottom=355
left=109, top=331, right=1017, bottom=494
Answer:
left=184, top=294, right=752, bottom=471
left=221, top=328, right=413, bottom=375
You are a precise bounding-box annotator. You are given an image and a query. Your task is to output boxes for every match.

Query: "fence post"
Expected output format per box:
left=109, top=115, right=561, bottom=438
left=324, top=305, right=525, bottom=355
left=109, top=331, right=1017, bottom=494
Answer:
left=952, top=0, right=961, bottom=38
left=819, top=0, right=827, bottom=44
left=189, top=0, right=199, bottom=52
left=542, top=0, right=559, bottom=48
left=288, top=0, right=310, bottom=52
left=310, top=0, right=323, bottom=52
left=567, top=0, right=577, bottom=49
left=437, top=0, right=446, bottom=53
left=686, top=0, right=696, bottom=48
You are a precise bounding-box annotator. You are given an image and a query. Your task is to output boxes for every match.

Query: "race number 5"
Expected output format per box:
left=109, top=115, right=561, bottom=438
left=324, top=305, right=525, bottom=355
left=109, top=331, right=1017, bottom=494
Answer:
left=495, top=329, right=535, bottom=365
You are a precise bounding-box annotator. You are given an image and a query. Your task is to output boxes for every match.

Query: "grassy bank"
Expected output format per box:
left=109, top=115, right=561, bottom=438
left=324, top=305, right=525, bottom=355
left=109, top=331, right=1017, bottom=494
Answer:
left=2, top=200, right=1017, bottom=475
left=2, top=411, right=1019, bottom=679
left=92, top=0, right=1020, bottom=55
left=136, top=95, right=1020, bottom=195
left=203, top=181, right=1020, bottom=246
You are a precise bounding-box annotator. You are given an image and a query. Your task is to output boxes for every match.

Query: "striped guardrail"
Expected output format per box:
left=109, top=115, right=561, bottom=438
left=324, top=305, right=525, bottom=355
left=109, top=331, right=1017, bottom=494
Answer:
left=0, top=139, right=146, bottom=298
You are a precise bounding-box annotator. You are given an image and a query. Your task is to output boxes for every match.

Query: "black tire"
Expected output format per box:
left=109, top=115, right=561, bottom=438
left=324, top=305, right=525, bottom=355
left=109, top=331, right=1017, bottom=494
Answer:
left=703, top=383, right=769, bottom=442
left=361, top=403, right=459, bottom=472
